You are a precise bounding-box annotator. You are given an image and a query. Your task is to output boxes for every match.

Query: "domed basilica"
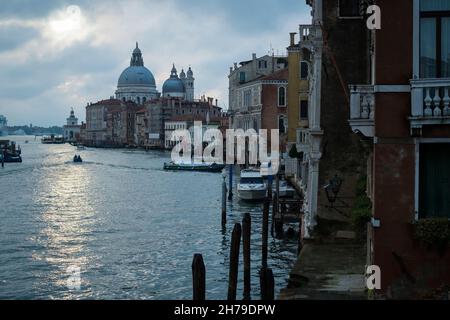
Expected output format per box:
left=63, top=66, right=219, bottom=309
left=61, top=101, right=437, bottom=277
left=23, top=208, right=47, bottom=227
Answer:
left=115, top=43, right=195, bottom=104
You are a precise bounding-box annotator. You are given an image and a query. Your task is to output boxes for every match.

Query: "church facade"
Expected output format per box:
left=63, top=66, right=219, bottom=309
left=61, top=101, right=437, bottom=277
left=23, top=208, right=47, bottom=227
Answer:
left=83, top=43, right=227, bottom=148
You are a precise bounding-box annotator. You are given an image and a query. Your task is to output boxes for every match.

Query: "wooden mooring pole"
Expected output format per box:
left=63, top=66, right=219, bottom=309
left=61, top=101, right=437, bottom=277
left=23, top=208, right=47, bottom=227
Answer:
left=228, top=223, right=241, bottom=300
left=298, top=218, right=303, bottom=256
left=228, top=164, right=233, bottom=200
left=260, top=267, right=275, bottom=300
left=192, top=254, right=206, bottom=301
left=222, top=175, right=227, bottom=227
left=262, top=199, right=269, bottom=269
left=242, top=212, right=251, bottom=300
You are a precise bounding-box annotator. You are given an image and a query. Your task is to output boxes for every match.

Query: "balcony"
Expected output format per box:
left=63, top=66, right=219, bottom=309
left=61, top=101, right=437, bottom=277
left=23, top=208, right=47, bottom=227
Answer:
left=296, top=128, right=310, bottom=153
left=410, top=78, right=450, bottom=135
left=348, top=85, right=375, bottom=138
left=299, top=24, right=319, bottom=49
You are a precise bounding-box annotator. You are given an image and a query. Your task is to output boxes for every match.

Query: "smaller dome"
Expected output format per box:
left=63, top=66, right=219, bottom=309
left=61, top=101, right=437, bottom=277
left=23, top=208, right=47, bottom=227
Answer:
left=162, top=64, right=185, bottom=96
left=180, top=69, right=186, bottom=79
left=163, top=78, right=185, bottom=94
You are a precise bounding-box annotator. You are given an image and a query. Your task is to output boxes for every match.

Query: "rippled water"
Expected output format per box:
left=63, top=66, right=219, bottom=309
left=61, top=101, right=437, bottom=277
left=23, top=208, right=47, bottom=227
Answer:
left=0, top=136, right=298, bottom=300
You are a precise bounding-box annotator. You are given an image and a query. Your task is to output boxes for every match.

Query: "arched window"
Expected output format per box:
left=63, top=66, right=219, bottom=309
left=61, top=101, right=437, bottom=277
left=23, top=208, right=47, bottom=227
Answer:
left=278, top=86, right=286, bottom=106
left=122, top=97, right=126, bottom=102
left=137, top=97, right=141, bottom=104
left=143, top=97, right=147, bottom=103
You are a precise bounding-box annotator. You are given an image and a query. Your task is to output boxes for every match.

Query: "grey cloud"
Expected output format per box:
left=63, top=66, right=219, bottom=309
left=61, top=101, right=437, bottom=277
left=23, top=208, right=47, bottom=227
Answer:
left=0, top=26, right=39, bottom=52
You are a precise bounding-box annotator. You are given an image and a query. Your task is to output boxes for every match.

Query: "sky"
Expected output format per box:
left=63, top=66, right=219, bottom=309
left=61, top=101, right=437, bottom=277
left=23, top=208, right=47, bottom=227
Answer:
left=0, top=0, right=311, bottom=126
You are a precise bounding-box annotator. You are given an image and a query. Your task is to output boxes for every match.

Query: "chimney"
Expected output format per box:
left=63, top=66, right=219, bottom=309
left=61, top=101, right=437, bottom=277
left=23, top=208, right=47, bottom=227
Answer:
left=290, top=32, right=296, bottom=46
left=252, top=53, right=257, bottom=60
left=215, top=99, right=218, bottom=106
left=230, top=67, right=233, bottom=74
left=234, top=63, right=238, bottom=70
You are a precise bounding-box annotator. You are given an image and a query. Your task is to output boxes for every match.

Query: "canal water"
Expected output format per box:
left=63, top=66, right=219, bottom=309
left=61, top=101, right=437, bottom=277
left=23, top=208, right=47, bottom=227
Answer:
left=0, top=136, right=298, bottom=300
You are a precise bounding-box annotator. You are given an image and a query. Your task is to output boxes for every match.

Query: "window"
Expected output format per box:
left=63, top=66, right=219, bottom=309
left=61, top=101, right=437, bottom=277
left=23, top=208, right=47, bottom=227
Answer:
left=420, top=1, right=450, bottom=78
left=258, top=60, right=267, bottom=69
left=278, top=116, right=286, bottom=133
left=300, top=100, right=308, bottom=119
left=244, top=89, right=252, bottom=107
left=300, top=61, right=309, bottom=79
left=239, top=72, right=246, bottom=83
left=339, top=0, right=360, bottom=17
left=419, top=143, right=450, bottom=218
left=278, top=87, right=286, bottom=106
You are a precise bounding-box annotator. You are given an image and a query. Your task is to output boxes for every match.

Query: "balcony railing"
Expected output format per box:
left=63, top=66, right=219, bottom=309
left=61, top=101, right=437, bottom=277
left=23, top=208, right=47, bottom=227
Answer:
left=348, top=85, right=375, bottom=137
left=410, top=78, right=450, bottom=135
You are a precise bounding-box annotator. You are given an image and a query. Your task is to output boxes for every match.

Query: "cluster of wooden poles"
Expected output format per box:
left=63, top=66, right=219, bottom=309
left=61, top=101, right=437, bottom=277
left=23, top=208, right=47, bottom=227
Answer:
left=192, top=200, right=274, bottom=301
left=192, top=172, right=302, bottom=301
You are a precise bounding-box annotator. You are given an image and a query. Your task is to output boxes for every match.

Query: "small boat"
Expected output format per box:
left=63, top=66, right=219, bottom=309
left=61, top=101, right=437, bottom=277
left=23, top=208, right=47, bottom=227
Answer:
left=0, top=140, right=22, bottom=163
left=73, top=155, right=83, bottom=163
left=163, top=161, right=225, bottom=172
left=237, top=169, right=267, bottom=201
left=272, top=180, right=296, bottom=198
left=0, top=153, right=22, bottom=163
left=77, top=145, right=86, bottom=150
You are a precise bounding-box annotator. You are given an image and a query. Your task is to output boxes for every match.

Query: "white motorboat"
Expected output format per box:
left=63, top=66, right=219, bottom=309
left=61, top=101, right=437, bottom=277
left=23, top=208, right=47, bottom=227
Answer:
left=237, top=169, right=267, bottom=201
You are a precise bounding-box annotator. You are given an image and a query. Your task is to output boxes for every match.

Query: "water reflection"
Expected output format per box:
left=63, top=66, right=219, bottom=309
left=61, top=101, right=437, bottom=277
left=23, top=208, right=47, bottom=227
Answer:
left=32, top=161, right=94, bottom=297
left=0, top=136, right=298, bottom=300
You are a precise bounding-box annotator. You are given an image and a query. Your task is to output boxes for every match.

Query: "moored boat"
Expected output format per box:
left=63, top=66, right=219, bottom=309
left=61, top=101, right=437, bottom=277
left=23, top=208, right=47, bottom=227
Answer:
left=163, top=161, right=225, bottom=172
left=237, top=169, right=267, bottom=201
left=272, top=180, right=296, bottom=198
left=0, top=140, right=22, bottom=163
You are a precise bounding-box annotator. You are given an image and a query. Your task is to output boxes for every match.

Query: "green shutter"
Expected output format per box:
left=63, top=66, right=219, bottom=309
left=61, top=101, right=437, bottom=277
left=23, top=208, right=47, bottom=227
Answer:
left=419, top=143, right=450, bottom=218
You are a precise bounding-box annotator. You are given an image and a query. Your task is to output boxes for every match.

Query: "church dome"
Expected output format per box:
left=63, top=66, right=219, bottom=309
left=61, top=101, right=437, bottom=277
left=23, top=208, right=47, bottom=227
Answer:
left=117, top=42, right=156, bottom=89
left=162, top=64, right=185, bottom=97
left=118, top=66, right=156, bottom=88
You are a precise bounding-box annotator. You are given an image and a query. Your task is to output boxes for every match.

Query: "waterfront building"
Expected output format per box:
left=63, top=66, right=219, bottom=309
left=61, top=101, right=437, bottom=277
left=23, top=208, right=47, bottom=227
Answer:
left=134, top=108, right=147, bottom=147
left=228, top=53, right=288, bottom=134
left=0, top=115, right=7, bottom=136
left=105, top=101, right=139, bottom=146
left=63, top=108, right=81, bottom=142
left=286, top=0, right=369, bottom=240
left=146, top=97, right=225, bottom=149
left=85, top=99, right=139, bottom=147
left=345, top=0, right=450, bottom=298
left=284, top=32, right=311, bottom=179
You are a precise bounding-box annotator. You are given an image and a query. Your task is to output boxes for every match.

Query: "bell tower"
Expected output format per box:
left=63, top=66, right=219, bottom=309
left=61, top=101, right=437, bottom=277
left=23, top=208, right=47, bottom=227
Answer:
left=182, top=66, right=194, bottom=101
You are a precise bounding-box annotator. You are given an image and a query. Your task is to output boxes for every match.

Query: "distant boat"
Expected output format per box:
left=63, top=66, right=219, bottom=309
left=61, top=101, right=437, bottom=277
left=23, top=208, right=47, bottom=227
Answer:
left=77, top=145, right=86, bottom=150
left=237, top=169, right=267, bottom=201
left=163, top=161, right=225, bottom=172
left=41, top=135, right=64, bottom=144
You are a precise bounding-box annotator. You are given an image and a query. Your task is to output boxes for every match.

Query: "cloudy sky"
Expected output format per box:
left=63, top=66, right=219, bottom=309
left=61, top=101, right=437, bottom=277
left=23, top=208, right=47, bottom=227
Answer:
left=0, top=0, right=311, bottom=126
